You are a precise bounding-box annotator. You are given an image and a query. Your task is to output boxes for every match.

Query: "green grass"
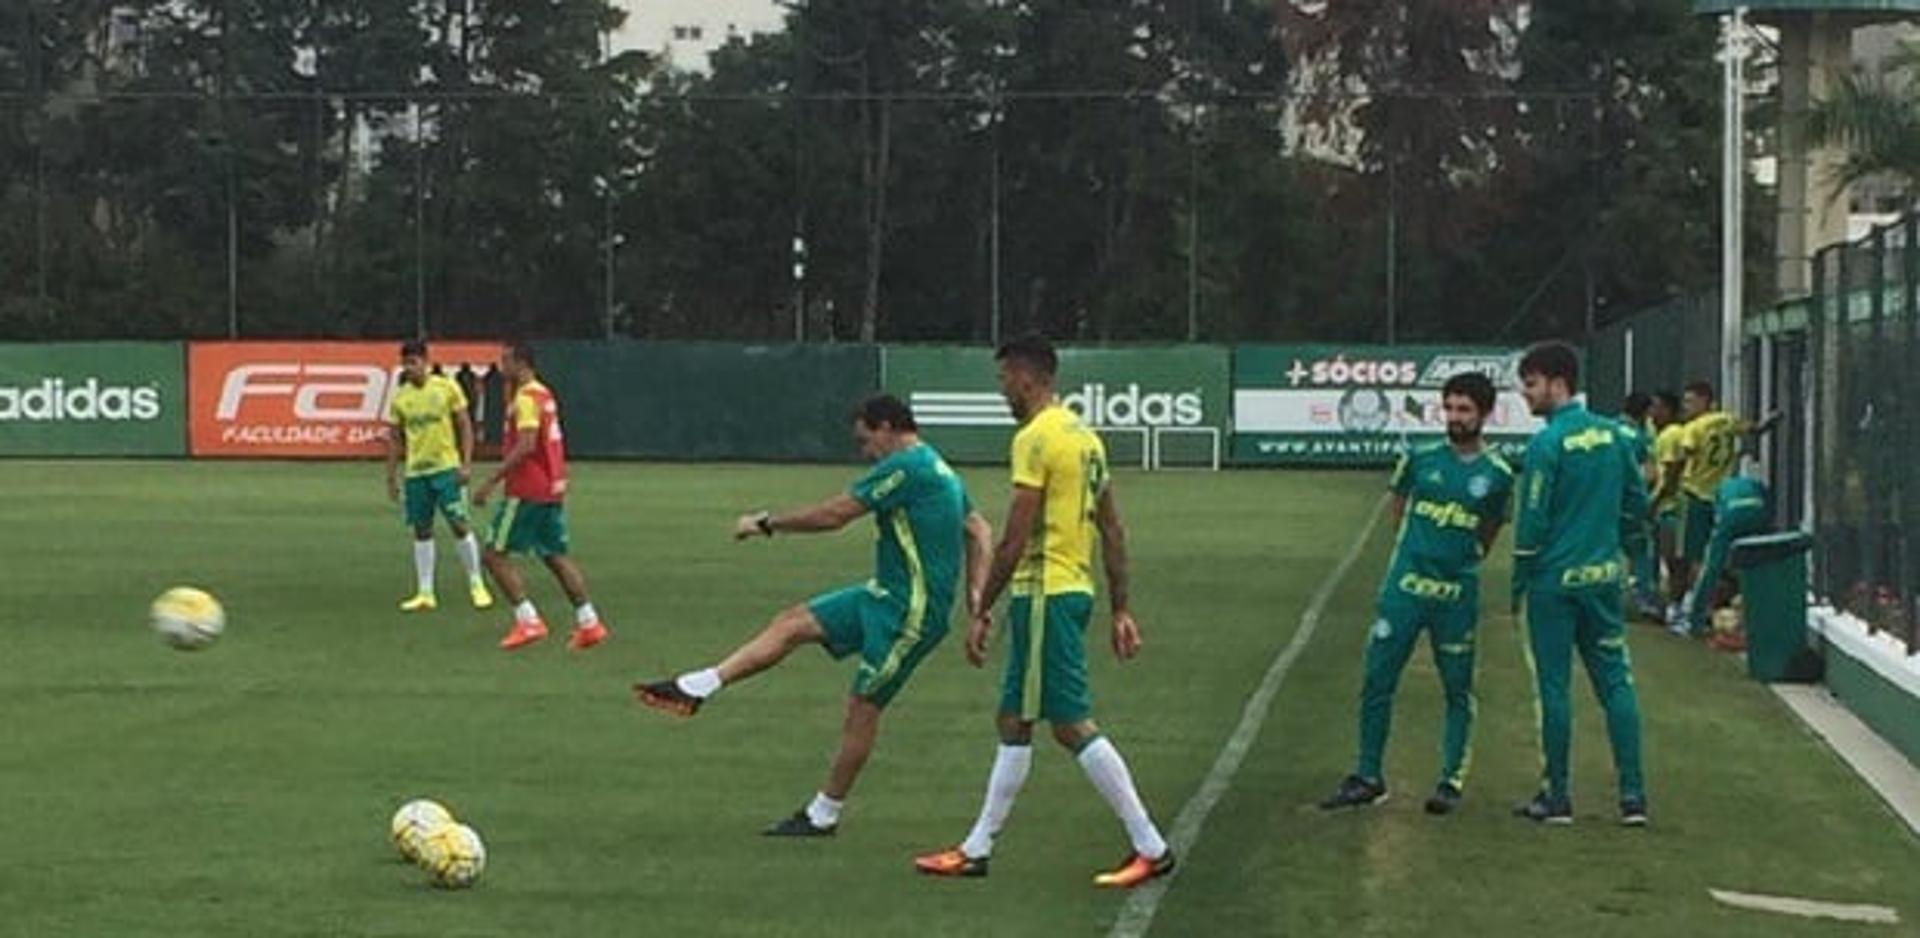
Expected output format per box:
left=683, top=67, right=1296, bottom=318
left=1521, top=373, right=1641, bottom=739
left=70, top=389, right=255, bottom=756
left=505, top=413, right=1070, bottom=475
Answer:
left=1, top=461, right=1914, bottom=937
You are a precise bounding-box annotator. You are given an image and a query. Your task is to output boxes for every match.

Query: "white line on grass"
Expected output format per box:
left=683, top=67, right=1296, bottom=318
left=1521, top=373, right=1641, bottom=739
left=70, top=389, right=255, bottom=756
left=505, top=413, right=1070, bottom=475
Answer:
left=1708, top=890, right=1901, bottom=925
left=1107, top=495, right=1389, bottom=938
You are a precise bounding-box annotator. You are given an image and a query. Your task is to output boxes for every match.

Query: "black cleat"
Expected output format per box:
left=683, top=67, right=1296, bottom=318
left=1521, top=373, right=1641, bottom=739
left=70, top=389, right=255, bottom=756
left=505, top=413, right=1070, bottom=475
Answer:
left=1514, top=792, right=1574, bottom=825
left=634, top=679, right=703, bottom=717
left=1423, top=782, right=1464, bottom=816
left=1318, top=774, right=1388, bottom=811
left=1619, top=796, right=1649, bottom=827
left=763, top=809, right=836, bottom=837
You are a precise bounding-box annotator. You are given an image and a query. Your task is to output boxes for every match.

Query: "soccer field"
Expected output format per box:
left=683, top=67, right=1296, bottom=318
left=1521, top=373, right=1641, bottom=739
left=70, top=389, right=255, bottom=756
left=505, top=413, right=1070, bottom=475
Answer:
left=4, top=461, right=1915, bottom=937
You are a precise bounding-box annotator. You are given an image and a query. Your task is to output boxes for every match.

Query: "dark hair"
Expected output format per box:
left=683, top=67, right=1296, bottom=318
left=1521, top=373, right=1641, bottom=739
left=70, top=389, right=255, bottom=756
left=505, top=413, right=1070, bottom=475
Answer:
left=994, top=333, right=1058, bottom=378
left=1517, top=341, right=1580, bottom=391
left=1683, top=381, right=1715, bottom=402
left=1622, top=391, right=1652, bottom=420
left=400, top=339, right=428, bottom=359
left=1441, top=371, right=1496, bottom=415
left=853, top=394, right=918, bottom=432
left=1654, top=390, right=1681, bottom=412
left=504, top=341, right=537, bottom=368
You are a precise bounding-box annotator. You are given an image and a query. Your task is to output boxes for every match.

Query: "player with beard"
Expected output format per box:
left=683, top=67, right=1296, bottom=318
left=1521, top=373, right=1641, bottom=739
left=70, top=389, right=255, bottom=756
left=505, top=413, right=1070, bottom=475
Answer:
left=1319, top=371, right=1515, bottom=816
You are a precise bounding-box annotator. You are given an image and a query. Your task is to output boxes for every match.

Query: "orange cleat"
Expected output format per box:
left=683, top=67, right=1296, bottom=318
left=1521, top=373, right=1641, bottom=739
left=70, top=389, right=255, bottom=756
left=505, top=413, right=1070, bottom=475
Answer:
left=913, top=846, right=988, bottom=878
left=498, top=619, right=549, bottom=650
left=1093, top=850, right=1176, bottom=889
left=569, top=620, right=610, bottom=651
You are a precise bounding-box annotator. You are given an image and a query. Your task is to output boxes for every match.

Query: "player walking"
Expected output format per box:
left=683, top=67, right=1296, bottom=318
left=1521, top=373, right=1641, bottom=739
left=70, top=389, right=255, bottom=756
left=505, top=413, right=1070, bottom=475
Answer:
left=472, top=342, right=609, bottom=652
left=914, top=335, right=1174, bottom=889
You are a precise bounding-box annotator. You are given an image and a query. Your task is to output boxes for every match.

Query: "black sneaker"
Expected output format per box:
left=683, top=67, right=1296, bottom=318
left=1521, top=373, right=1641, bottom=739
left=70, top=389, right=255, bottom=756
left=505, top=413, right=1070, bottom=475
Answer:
left=1619, top=796, right=1649, bottom=827
left=1423, top=782, right=1463, bottom=816
left=634, top=679, right=703, bottom=717
left=1318, top=774, right=1388, bottom=810
left=763, top=809, right=836, bottom=837
left=1513, top=793, right=1573, bottom=825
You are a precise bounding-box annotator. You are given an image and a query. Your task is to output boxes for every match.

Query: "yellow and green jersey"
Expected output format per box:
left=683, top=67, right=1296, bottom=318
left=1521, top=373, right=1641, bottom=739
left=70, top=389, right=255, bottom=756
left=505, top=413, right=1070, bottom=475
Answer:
left=389, top=374, right=469, bottom=478
left=1010, top=403, right=1106, bottom=597
left=1385, top=443, right=1514, bottom=598
left=1652, top=423, right=1688, bottom=513
left=1680, top=410, right=1741, bottom=500
left=848, top=442, right=972, bottom=624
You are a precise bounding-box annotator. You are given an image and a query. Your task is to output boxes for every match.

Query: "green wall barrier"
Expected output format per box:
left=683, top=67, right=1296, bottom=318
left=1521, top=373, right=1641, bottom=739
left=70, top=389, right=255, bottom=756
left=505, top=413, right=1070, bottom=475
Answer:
left=534, top=341, right=881, bottom=462
left=1233, top=344, right=1543, bottom=467
left=883, top=345, right=1231, bottom=465
left=0, top=343, right=187, bottom=456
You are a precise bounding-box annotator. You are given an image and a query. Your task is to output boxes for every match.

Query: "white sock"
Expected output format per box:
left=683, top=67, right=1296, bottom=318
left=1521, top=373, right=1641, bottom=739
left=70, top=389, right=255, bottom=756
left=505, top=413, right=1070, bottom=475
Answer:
left=1076, top=737, right=1168, bottom=859
left=455, top=534, right=484, bottom=584
left=676, top=667, right=724, bottom=699
left=959, top=743, right=1033, bottom=859
left=412, top=540, right=436, bottom=594
left=514, top=600, right=540, bottom=624
left=806, top=792, right=843, bottom=828
left=575, top=602, right=599, bottom=625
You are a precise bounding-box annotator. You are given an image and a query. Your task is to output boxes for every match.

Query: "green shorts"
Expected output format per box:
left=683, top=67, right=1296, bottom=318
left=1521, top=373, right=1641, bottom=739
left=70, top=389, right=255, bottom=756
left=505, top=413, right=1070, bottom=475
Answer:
left=487, top=498, right=570, bottom=557
left=809, top=583, right=947, bottom=709
left=1000, top=591, right=1095, bottom=724
left=403, top=469, right=471, bottom=530
left=1680, top=494, right=1715, bottom=565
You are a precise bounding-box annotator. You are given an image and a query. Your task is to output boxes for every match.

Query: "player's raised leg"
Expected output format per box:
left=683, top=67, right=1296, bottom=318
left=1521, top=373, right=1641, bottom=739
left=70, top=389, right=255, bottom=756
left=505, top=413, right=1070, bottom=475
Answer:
left=635, top=603, right=827, bottom=716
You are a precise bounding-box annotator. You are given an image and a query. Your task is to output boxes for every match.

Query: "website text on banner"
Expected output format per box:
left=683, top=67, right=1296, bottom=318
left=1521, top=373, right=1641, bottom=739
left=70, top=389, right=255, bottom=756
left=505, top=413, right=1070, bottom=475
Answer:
left=188, top=342, right=503, bottom=458
left=1232, top=345, right=1547, bottom=467
left=884, top=345, right=1230, bottom=466
left=0, top=342, right=187, bottom=457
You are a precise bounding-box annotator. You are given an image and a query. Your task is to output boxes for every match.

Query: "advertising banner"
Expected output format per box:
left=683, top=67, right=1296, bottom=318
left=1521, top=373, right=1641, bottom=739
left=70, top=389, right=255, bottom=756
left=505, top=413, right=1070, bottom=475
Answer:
left=0, top=343, right=187, bottom=456
left=884, top=345, right=1231, bottom=465
left=188, top=342, right=502, bottom=458
left=1232, top=345, right=1547, bottom=466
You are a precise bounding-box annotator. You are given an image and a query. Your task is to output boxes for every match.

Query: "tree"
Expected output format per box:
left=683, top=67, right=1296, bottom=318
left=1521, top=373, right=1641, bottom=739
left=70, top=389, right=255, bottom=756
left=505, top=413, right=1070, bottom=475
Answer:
left=1808, top=39, right=1920, bottom=200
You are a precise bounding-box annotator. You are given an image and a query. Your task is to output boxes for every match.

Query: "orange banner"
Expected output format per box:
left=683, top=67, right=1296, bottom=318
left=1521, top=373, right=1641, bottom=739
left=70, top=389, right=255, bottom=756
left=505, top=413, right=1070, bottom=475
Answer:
left=189, top=341, right=504, bottom=458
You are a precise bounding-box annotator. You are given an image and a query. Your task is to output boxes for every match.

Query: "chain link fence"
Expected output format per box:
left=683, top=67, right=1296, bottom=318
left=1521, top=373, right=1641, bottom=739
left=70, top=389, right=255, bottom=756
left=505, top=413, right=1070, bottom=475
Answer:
left=1599, top=211, right=1920, bottom=653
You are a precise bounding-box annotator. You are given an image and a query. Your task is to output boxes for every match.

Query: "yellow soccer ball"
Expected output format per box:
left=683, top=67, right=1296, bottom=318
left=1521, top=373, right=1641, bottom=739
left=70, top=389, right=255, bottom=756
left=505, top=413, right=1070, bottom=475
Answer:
left=420, top=823, right=487, bottom=889
left=150, top=587, right=225, bottom=651
left=390, top=799, right=455, bottom=864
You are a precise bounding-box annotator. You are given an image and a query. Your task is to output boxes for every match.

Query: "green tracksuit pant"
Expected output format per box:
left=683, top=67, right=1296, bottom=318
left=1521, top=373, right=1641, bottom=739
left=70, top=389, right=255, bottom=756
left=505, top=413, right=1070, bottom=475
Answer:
left=1355, top=586, right=1477, bottom=790
left=1525, top=584, right=1645, bottom=801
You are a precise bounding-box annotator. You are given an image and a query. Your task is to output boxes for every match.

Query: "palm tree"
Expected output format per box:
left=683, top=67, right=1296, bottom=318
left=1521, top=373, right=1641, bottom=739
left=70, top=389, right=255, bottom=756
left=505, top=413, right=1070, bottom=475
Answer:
left=1806, top=39, right=1920, bottom=201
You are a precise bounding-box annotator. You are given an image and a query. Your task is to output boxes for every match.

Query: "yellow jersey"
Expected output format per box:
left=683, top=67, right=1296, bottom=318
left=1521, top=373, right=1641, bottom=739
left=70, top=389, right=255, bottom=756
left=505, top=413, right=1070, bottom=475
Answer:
left=1679, top=410, right=1741, bottom=500
left=1009, top=403, right=1107, bottom=597
left=388, top=374, right=469, bottom=477
left=1652, top=423, right=1688, bottom=512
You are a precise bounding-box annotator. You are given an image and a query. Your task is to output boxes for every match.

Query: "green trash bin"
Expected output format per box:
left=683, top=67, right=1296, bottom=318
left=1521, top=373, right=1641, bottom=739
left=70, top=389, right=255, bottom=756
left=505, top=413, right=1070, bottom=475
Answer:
left=1730, top=530, right=1817, bottom=683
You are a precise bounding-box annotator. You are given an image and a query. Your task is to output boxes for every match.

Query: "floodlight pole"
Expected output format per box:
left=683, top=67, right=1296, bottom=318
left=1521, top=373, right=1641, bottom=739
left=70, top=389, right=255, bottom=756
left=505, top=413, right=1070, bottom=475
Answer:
left=1721, top=7, right=1749, bottom=416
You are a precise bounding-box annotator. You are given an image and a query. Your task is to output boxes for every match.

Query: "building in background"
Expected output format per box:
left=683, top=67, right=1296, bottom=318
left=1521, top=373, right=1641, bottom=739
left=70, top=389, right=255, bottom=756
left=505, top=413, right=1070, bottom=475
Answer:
left=609, top=0, right=786, bottom=73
